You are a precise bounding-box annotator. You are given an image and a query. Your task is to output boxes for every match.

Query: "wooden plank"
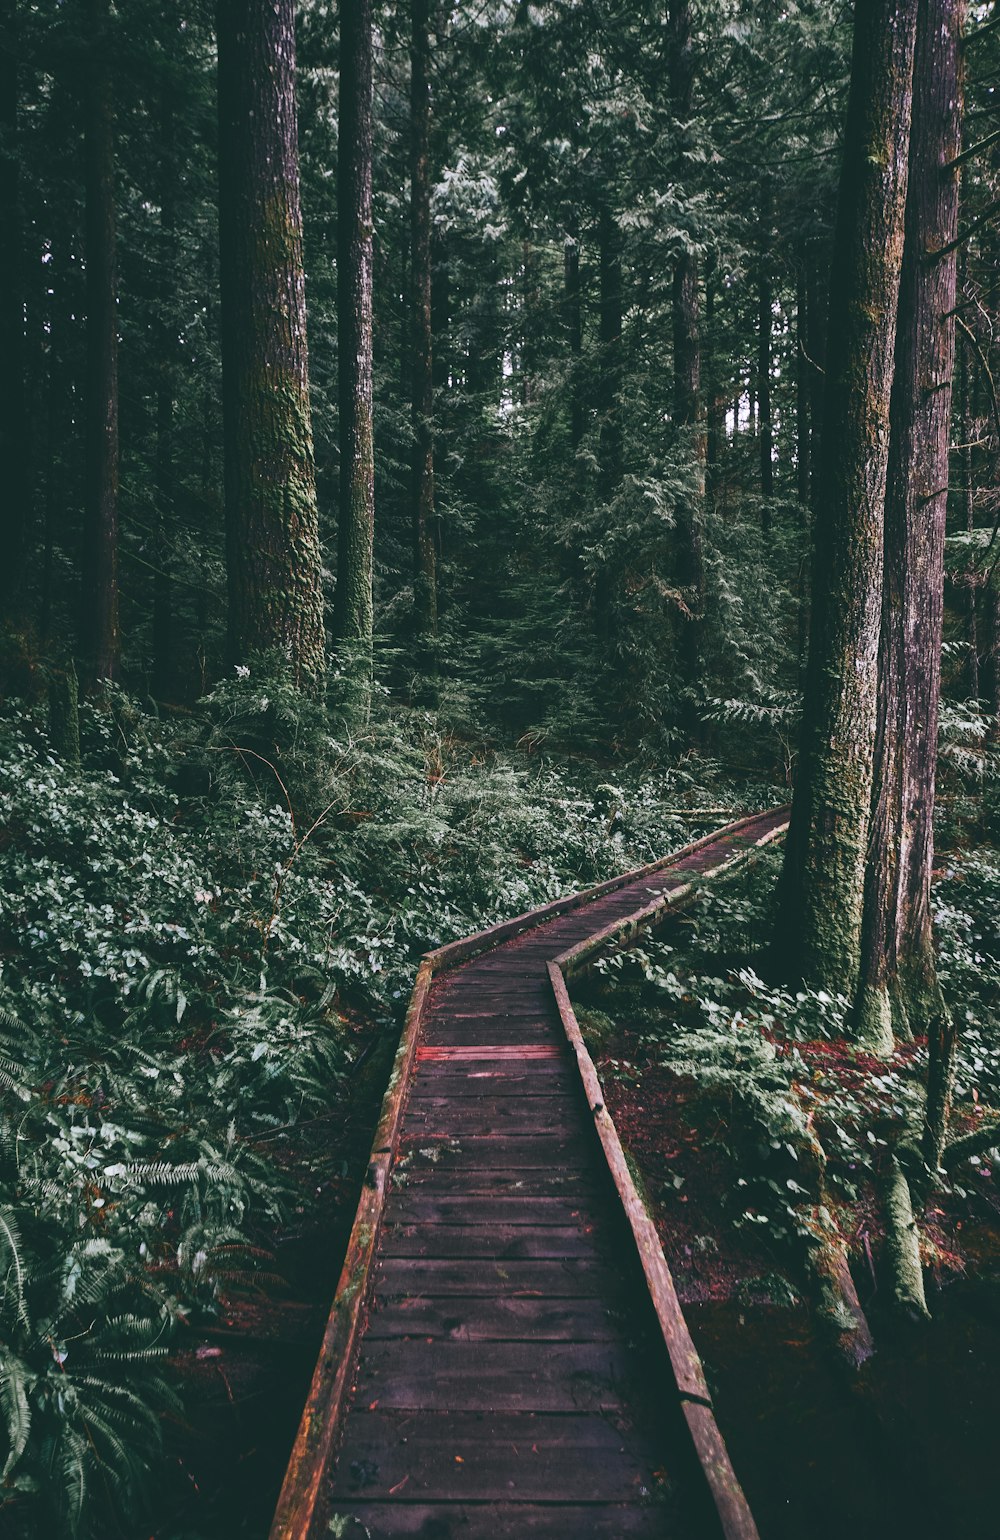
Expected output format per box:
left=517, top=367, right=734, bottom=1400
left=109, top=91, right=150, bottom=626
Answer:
left=397, top=1134, right=591, bottom=1167
left=410, top=1069, right=570, bottom=1094
left=380, top=1224, right=601, bottom=1261
left=401, top=1105, right=585, bottom=1137
left=393, top=1166, right=600, bottom=1197
left=375, top=1257, right=615, bottom=1298
left=269, top=959, right=434, bottom=1540
left=363, top=1293, right=619, bottom=1341
left=330, top=1410, right=657, bottom=1501
left=352, top=1340, right=640, bottom=1412
left=404, top=1093, right=578, bottom=1117
left=323, top=1501, right=676, bottom=1537
left=682, top=1402, right=761, bottom=1540
left=384, top=1194, right=595, bottom=1228
left=547, top=961, right=710, bottom=1407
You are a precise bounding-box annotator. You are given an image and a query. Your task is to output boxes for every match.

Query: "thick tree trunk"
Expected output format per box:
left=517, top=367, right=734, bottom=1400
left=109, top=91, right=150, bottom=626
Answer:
left=856, top=0, right=964, bottom=1053
left=594, top=209, right=622, bottom=640
left=217, top=0, right=325, bottom=689
left=796, top=255, right=811, bottom=506
left=758, top=177, right=774, bottom=508
left=152, top=86, right=176, bottom=701
left=410, top=0, right=437, bottom=640
left=776, top=0, right=919, bottom=1006
left=0, top=0, right=30, bottom=618
left=705, top=274, right=726, bottom=485
left=805, top=248, right=827, bottom=500
left=80, top=0, right=120, bottom=683
left=958, top=315, right=980, bottom=697
left=333, top=0, right=375, bottom=692
left=667, top=0, right=704, bottom=701
left=984, top=585, right=1000, bottom=723
left=564, top=229, right=584, bottom=452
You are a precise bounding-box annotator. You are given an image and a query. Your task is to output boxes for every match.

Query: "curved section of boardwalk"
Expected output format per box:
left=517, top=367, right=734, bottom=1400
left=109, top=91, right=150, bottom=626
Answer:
left=275, top=808, right=789, bottom=1540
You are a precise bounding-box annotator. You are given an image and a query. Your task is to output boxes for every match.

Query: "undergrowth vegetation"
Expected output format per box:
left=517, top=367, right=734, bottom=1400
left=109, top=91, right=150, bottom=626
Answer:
left=579, top=780, right=1000, bottom=1335
left=0, top=661, right=772, bottom=1536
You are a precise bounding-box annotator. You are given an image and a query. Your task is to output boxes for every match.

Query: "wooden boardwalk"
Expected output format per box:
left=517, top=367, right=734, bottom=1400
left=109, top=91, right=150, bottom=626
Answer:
left=272, top=808, right=789, bottom=1540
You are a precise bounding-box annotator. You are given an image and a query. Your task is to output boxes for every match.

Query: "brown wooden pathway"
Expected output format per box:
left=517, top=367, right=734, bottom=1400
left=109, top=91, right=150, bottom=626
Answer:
left=272, top=808, right=789, bottom=1540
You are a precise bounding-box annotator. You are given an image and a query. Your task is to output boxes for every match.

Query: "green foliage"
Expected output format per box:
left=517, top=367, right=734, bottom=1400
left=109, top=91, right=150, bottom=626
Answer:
left=583, top=835, right=1000, bottom=1254
left=0, top=675, right=767, bottom=1532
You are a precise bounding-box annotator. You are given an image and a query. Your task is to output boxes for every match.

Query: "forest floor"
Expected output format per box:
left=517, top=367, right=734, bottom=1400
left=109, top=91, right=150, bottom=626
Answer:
left=150, top=1005, right=387, bottom=1540
left=577, top=953, right=1000, bottom=1540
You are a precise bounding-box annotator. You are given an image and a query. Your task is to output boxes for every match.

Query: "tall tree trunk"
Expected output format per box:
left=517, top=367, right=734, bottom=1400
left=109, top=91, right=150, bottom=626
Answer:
left=410, top=0, right=437, bottom=640
left=594, top=207, right=622, bottom=640
left=758, top=176, right=774, bottom=509
left=152, top=85, right=176, bottom=701
left=958, top=285, right=980, bottom=698
left=705, top=272, right=725, bottom=486
left=796, top=253, right=811, bottom=506
left=217, top=0, right=325, bottom=689
left=564, top=228, right=584, bottom=452
left=856, top=0, right=964, bottom=1055
left=0, top=0, right=30, bottom=619
left=332, top=0, right=375, bottom=694
left=805, top=246, right=827, bottom=500
left=667, top=0, right=705, bottom=702
left=775, top=0, right=919, bottom=1008
left=80, top=0, right=120, bottom=682
left=983, top=585, right=1000, bottom=724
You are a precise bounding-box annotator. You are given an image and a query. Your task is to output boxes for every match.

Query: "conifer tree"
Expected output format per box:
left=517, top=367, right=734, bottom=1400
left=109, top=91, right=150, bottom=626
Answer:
left=217, top=0, right=325, bottom=689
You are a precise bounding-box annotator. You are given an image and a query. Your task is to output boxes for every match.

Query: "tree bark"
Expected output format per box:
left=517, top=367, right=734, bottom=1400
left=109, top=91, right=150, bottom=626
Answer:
left=0, top=0, right=30, bottom=619
left=80, top=0, right=120, bottom=683
left=796, top=254, right=811, bottom=506
left=758, top=176, right=774, bottom=509
left=152, top=84, right=176, bottom=701
left=410, top=0, right=437, bottom=640
left=775, top=0, right=919, bottom=1007
left=668, top=0, right=706, bottom=670
left=594, top=207, right=622, bottom=639
left=564, top=229, right=584, bottom=452
left=217, top=0, right=325, bottom=689
left=333, top=0, right=376, bottom=692
left=856, top=0, right=964, bottom=1053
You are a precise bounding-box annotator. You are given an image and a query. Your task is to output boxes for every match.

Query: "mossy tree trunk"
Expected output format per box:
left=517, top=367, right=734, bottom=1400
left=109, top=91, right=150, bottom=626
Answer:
left=776, top=0, right=919, bottom=1009
left=594, top=206, right=622, bottom=642
left=410, top=0, right=437, bottom=643
left=0, top=0, right=30, bottom=621
left=332, top=0, right=375, bottom=711
left=152, top=81, right=177, bottom=702
left=856, top=0, right=964, bottom=1056
left=80, top=0, right=120, bottom=684
left=757, top=176, right=774, bottom=510
left=564, top=227, right=584, bottom=453
left=668, top=0, right=705, bottom=701
left=217, top=0, right=326, bottom=690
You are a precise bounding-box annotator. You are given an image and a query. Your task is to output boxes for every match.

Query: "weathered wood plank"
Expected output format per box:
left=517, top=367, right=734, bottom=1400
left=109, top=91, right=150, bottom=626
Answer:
left=375, top=1257, right=615, bottom=1298
left=393, top=1167, right=599, bottom=1197
left=383, top=1194, right=595, bottom=1228
left=363, top=1293, right=619, bottom=1341
left=352, top=1340, right=641, bottom=1412
left=397, top=1134, right=591, bottom=1168
left=380, top=1224, right=601, bottom=1261
left=331, top=1410, right=658, bottom=1501
left=324, top=1501, right=676, bottom=1537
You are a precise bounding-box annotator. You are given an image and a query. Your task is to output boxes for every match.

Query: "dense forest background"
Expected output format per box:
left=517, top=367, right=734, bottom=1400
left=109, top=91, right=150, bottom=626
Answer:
left=3, top=0, right=1000, bottom=1536
left=11, top=0, right=998, bottom=740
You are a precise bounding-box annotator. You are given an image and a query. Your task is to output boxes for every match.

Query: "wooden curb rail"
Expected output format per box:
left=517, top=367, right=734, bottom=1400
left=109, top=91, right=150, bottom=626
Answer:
left=270, top=807, right=788, bottom=1540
